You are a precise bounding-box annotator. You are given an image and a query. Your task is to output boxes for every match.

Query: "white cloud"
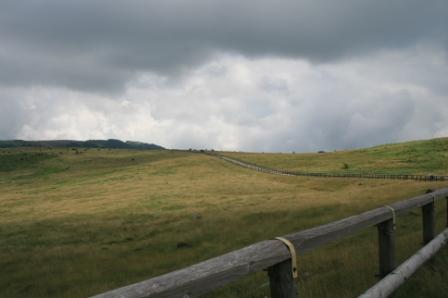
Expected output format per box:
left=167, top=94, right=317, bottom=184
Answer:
left=1, top=45, right=447, bottom=152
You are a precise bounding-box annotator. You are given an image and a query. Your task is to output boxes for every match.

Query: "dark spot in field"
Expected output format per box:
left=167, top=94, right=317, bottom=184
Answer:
left=425, top=189, right=434, bottom=193
left=176, top=242, right=192, bottom=249
left=192, top=213, right=202, bottom=220
left=125, top=237, right=134, bottom=241
left=131, top=158, right=135, bottom=161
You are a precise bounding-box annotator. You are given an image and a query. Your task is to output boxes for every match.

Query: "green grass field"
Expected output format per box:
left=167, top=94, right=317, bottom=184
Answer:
left=225, top=137, right=448, bottom=175
left=1, top=139, right=448, bottom=298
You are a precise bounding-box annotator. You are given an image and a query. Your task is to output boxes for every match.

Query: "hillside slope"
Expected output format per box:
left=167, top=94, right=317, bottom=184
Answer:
left=225, top=137, right=448, bottom=175
left=0, top=139, right=164, bottom=150
left=0, top=141, right=447, bottom=298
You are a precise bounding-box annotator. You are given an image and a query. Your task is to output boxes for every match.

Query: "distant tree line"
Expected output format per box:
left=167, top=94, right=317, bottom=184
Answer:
left=0, top=139, right=164, bottom=150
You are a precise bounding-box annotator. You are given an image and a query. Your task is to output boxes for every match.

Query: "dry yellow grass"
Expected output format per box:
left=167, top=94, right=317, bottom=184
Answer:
left=0, top=145, right=447, bottom=297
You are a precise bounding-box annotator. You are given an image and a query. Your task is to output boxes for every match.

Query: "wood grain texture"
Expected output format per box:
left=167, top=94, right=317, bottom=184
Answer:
left=359, top=228, right=448, bottom=298
left=446, top=197, right=448, bottom=227
left=268, top=260, right=298, bottom=298
left=91, top=188, right=448, bottom=298
left=377, top=219, right=395, bottom=277
left=422, top=202, right=435, bottom=244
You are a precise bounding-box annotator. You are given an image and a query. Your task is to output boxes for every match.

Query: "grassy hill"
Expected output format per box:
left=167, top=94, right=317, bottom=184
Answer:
left=0, top=139, right=447, bottom=297
left=225, top=137, right=448, bottom=175
left=0, top=139, right=164, bottom=150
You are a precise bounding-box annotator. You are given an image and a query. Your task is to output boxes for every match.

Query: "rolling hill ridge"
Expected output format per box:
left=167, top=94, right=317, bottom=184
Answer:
left=0, top=139, right=164, bottom=150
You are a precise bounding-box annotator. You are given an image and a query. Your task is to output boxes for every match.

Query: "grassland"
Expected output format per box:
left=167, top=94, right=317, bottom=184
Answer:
left=0, top=139, right=447, bottom=298
left=226, top=137, right=448, bottom=175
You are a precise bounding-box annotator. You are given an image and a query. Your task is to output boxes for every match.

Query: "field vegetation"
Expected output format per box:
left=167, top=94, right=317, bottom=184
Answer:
left=1, top=139, right=448, bottom=298
left=226, top=138, right=448, bottom=175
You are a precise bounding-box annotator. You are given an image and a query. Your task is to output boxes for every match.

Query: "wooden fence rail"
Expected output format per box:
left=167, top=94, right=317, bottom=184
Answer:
left=209, top=152, right=448, bottom=182
left=91, top=188, right=448, bottom=298
left=359, top=227, right=448, bottom=298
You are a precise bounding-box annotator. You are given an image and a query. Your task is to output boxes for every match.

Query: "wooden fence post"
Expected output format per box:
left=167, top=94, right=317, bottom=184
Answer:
left=268, top=260, right=298, bottom=298
left=446, top=197, right=448, bottom=227
left=422, top=201, right=435, bottom=244
left=377, top=219, right=396, bottom=277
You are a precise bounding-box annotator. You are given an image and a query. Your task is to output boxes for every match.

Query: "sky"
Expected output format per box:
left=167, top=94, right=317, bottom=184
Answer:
left=0, top=0, right=447, bottom=152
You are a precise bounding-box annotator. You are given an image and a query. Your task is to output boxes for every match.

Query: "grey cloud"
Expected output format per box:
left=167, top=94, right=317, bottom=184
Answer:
left=0, top=95, right=25, bottom=138
left=0, top=2, right=447, bottom=152
left=0, top=0, right=447, bottom=92
left=2, top=51, right=448, bottom=152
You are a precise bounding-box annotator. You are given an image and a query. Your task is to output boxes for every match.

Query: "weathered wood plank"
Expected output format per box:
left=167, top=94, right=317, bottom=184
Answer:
left=377, top=219, right=395, bottom=277
left=446, top=196, right=448, bottom=227
left=422, top=201, right=435, bottom=244
left=91, top=188, right=448, bottom=298
left=285, top=189, right=448, bottom=252
left=268, top=260, right=298, bottom=298
left=359, top=228, right=448, bottom=298
left=92, top=240, right=290, bottom=298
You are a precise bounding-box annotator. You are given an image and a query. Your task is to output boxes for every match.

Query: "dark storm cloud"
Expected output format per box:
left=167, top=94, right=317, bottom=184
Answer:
left=1, top=1, right=447, bottom=151
left=0, top=0, right=447, bottom=92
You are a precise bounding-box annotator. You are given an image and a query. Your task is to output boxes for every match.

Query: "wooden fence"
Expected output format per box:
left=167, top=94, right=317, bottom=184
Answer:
left=91, top=187, right=448, bottom=298
left=210, top=152, right=448, bottom=182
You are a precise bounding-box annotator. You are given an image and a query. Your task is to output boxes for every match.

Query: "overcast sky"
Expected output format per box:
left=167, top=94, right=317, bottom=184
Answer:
left=1, top=1, right=447, bottom=152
